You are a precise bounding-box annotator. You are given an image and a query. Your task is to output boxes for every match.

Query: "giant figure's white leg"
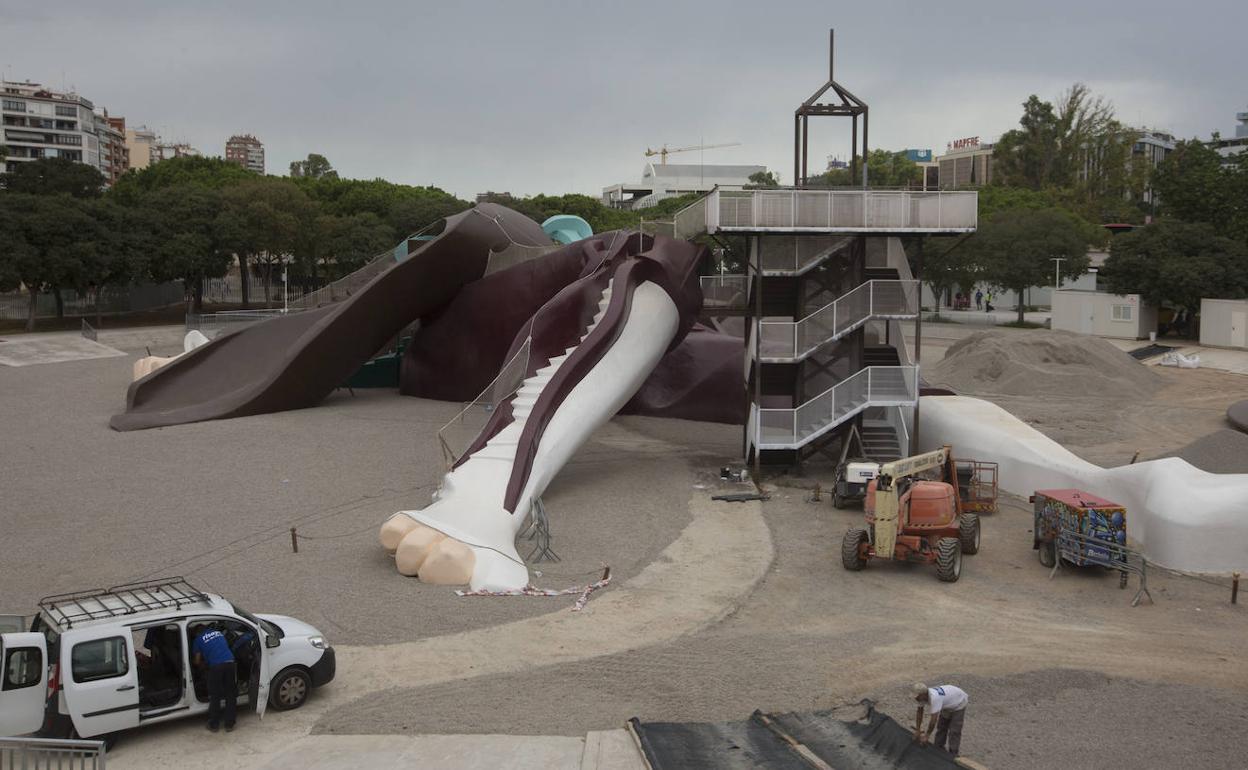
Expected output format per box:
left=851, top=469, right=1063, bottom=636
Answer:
left=383, top=281, right=681, bottom=590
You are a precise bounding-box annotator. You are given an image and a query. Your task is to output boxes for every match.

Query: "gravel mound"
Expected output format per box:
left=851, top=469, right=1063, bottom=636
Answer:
left=929, top=330, right=1161, bottom=399
left=1160, top=429, right=1248, bottom=474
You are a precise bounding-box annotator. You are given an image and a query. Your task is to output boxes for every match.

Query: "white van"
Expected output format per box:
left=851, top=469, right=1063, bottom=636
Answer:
left=0, top=578, right=334, bottom=743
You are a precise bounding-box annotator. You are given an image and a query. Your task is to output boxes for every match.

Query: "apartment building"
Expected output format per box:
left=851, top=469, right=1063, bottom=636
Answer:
left=224, top=134, right=264, bottom=174
left=2, top=80, right=100, bottom=174
left=1, top=80, right=134, bottom=186
left=125, top=125, right=160, bottom=170
left=96, top=114, right=129, bottom=185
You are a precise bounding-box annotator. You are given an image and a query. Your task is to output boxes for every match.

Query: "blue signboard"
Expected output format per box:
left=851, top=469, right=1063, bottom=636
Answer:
left=904, top=149, right=933, bottom=162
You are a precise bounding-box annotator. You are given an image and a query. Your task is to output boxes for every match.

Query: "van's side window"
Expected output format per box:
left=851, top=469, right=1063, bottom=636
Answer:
left=3, top=646, right=43, bottom=690
left=71, top=637, right=129, bottom=683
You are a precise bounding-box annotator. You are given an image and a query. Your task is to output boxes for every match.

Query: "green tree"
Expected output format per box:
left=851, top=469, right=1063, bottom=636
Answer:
left=0, top=194, right=101, bottom=329
left=289, top=153, right=338, bottom=180
left=1101, top=221, right=1248, bottom=318
left=967, top=207, right=1094, bottom=323
left=221, top=177, right=315, bottom=306
left=1151, top=140, right=1248, bottom=243
left=141, top=184, right=236, bottom=312
left=109, top=156, right=254, bottom=204
left=0, top=157, right=105, bottom=197
left=993, top=84, right=1142, bottom=219
left=815, top=150, right=921, bottom=187
left=746, top=170, right=780, bottom=188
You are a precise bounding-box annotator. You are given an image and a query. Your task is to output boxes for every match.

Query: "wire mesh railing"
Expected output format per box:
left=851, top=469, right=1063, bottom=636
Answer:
left=699, top=275, right=749, bottom=309
left=185, top=309, right=288, bottom=338
left=755, top=365, right=918, bottom=449
left=436, top=339, right=532, bottom=469
left=708, top=189, right=978, bottom=232
left=756, top=280, right=919, bottom=361
left=0, top=736, right=107, bottom=768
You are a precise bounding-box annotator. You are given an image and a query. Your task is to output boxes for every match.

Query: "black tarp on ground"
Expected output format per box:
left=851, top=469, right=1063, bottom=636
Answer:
left=628, top=716, right=810, bottom=770
left=631, top=702, right=962, bottom=770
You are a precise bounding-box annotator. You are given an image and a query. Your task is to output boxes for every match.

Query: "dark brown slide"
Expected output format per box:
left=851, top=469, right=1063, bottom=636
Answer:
left=110, top=204, right=550, bottom=431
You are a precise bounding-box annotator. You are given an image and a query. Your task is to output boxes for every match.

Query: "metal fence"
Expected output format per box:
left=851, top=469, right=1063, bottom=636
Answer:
left=0, top=282, right=185, bottom=321
left=0, top=736, right=106, bottom=769
left=756, top=365, right=919, bottom=449
left=185, top=308, right=288, bottom=338
left=1051, top=528, right=1154, bottom=607
left=709, top=189, right=978, bottom=232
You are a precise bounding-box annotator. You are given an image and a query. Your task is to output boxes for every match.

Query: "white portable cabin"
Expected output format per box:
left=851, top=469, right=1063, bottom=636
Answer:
left=1052, top=290, right=1156, bottom=340
left=1199, top=298, right=1248, bottom=349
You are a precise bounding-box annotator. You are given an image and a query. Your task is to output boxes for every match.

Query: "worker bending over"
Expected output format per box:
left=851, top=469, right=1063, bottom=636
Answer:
left=913, top=682, right=969, bottom=756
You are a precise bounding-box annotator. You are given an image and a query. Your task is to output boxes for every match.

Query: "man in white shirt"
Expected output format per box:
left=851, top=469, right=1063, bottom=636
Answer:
left=913, top=682, right=969, bottom=756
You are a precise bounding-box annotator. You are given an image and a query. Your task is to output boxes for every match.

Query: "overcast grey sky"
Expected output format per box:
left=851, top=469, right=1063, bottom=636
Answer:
left=3, top=0, right=1244, bottom=199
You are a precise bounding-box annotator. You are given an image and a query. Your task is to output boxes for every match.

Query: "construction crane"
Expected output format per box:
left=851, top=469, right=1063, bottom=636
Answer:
left=644, top=142, right=742, bottom=165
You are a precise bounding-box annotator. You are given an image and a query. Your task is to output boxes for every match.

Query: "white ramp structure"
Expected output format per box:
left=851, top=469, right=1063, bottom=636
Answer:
left=920, top=395, right=1248, bottom=574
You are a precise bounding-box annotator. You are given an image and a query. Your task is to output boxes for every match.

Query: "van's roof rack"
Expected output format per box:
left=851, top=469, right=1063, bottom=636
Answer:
left=37, top=577, right=210, bottom=629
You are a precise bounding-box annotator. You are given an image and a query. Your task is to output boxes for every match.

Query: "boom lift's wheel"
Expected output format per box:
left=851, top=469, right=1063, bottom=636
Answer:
left=1038, top=540, right=1056, bottom=568
left=841, top=528, right=869, bottom=571
left=935, top=537, right=962, bottom=582
left=832, top=490, right=845, bottom=509
left=958, top=513, right=981, bottom=555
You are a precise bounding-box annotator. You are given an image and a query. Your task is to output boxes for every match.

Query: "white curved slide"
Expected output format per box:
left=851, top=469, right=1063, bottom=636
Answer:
left=387, top=280, right=681, bottom=590
left=920, top=395, right=1248, bottom=573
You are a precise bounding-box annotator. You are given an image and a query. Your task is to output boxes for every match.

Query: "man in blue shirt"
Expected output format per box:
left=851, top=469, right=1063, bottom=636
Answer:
left=192, top=625, right=237, bottom=732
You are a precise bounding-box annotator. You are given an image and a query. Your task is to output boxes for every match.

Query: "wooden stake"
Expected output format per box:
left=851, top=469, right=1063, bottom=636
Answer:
left=290, top=527, right=298, bottom=554
left=1233, top=572, right=1239, bottom=605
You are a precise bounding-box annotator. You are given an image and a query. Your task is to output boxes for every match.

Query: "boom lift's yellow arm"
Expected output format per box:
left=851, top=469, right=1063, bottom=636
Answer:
left=873, top=447, right=950, bottom=559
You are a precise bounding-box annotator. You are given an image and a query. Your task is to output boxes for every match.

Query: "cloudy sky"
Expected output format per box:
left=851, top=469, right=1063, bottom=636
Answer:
left=3, top=0, right=1244, bottom=199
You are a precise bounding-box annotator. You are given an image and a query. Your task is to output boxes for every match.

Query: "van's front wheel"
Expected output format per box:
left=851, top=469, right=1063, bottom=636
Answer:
left=269, top=667, right=311, bottom=711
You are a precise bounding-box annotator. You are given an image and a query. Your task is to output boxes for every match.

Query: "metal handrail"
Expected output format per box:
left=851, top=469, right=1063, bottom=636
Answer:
left=707, top=188, right=978, bottom=232
left=754, top=365, right=919, bottom=450
left=756, top=279, right=919, bottom=361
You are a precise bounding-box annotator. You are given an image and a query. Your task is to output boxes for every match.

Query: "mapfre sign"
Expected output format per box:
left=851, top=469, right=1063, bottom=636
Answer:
left=947, top=136, right=980, bottom=151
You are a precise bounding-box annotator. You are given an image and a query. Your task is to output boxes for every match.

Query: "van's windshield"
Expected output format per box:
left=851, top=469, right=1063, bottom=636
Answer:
left=229, top=603, right=284, bottom=639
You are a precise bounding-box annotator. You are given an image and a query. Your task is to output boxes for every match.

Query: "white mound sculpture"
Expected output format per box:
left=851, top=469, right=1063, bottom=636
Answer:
left=131, top=330, right=211, bottom=381
left=920, top=395, right=1248, bottom=573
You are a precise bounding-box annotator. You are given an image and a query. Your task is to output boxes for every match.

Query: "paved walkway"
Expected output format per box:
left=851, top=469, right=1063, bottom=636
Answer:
left=105, top=495, right=771, bottom=769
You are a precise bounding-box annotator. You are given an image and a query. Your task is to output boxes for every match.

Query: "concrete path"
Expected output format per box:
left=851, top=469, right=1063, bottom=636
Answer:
left=105, top=494, right=770, bottom=769
left=0, top=334, right=125, bottom=366
left=256, top=730, right=645, bottom=770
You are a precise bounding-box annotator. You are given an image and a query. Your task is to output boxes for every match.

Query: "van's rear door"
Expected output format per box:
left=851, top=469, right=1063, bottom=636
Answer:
left=0, top=632, right=48, bottom=735
left=60, top=628, right=140, bottom=738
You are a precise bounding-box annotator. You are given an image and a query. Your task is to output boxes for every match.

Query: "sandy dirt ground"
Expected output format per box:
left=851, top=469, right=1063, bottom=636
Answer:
left=3, top=327, right=1247, bottom=769
left=915, top=325, right=1248, bottom=467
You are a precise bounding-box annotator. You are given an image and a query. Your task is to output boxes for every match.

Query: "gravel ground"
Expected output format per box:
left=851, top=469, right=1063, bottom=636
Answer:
left=1159, top=428, right=1248, bottom=473
left=314, top=490, right=1248, bottom=769
left=0, top=348, right=738, bottom=644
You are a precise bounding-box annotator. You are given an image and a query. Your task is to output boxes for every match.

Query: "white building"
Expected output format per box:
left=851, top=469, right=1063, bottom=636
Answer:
left=2, top=81, right=101, bottom=175
left=1210, top=106, right=1248, bottom=161
left=603, top=163, right=768, bottom=209
left=1052, top=290, right=1156, bottom=340
left=1199, top=299, right=1248, bottom=350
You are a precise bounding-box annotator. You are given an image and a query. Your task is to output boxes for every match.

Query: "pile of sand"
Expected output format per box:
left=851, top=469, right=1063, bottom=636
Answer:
left=928, top=330, right=1161, bottom=399
left=1160, top=429, right=1248, bottom=474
